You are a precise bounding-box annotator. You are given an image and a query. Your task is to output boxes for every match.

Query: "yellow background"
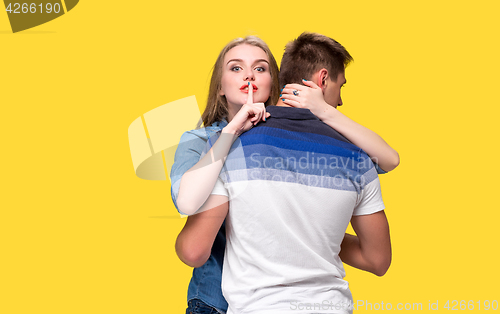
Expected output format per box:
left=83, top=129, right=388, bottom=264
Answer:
left=1, top=1, right=499, bottom=313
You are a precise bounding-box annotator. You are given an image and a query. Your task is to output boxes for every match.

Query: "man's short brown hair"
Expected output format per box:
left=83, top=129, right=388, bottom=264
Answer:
left=279, top=32, right=353, bottom=87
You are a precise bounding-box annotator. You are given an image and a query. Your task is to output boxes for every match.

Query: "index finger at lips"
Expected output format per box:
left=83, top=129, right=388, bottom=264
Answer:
left=246, top=82, right=253, bottom=104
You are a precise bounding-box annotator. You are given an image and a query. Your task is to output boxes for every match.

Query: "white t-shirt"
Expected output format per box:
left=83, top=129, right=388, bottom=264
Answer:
left=207, top=107, right=385, bottom=314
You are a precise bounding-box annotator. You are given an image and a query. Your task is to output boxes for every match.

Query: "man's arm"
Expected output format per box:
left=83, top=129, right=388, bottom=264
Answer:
left=339, top=211, right=391, bottom=276
left=175, top=195, right=229, bottom=268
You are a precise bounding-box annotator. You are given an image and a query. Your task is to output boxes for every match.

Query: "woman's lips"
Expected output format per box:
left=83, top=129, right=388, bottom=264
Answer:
left=240, top=83, right=258, bottom=93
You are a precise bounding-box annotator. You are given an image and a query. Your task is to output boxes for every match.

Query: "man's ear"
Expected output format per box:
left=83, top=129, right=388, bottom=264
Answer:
left=316, top=68, right=329, bottom=90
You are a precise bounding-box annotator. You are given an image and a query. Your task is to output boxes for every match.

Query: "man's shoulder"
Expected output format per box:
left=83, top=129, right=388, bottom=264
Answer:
left=232, top=110, right=379, bottom=186
left=249, top=106, right=351, bottom=145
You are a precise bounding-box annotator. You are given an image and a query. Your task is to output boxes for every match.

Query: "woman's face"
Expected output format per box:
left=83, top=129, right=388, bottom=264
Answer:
left=219, top=44, right=272, bottom=109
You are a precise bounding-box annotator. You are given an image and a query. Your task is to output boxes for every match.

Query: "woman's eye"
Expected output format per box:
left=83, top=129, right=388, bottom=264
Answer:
left=231, top=66, right=242, bottom=71
left=255, top=67, right=266, bottom=72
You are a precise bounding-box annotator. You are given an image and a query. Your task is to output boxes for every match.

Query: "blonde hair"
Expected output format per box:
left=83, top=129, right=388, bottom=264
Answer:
left=200, top=36, right=279, bottom=127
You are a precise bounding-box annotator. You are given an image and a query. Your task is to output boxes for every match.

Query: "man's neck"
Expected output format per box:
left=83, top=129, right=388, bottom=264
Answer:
left=275, top=99, right=291, bottom=107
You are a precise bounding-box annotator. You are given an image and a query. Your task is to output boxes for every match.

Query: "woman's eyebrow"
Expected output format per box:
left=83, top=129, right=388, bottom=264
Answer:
left=226, top=59, right=242, bottom=65
left=254, top=59, right=269, bottom=64
left=226, top=59, right=269, bottom=65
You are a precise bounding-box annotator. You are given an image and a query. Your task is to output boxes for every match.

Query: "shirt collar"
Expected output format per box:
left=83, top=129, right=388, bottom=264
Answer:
left=208, top=119, right=228, bottom=129
left=266, top=106, right=319, bottom=121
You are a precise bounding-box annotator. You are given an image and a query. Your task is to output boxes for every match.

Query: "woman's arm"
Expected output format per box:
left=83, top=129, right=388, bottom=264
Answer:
left=281, top=80, right=399, bottom=172
left=320, top=109, right=399, bottom=172
left=175, top=129, right=236, bottom=215
left=176, top=87, right=269, bottom=215
left=175, top=195, right=229, bottom=267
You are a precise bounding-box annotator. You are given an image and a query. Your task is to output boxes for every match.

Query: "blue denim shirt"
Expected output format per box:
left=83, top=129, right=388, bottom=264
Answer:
left=170, top=120, right=229, bottom=313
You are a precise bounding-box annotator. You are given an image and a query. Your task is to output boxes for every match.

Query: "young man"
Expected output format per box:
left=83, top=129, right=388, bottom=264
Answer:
left=176, top=32, right=392, bottom=314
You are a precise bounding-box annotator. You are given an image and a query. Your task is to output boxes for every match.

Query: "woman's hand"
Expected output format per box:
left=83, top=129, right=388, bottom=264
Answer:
left=224, top=83, right=270, bottom=136
left=281, top=79, right=332, bottom=120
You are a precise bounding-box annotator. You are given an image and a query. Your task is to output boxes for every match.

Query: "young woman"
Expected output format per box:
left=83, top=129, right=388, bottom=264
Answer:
left=170, top=36, right=399, bottom=314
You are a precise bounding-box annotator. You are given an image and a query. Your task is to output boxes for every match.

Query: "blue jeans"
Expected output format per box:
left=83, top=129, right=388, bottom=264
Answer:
left=186, top=299, right=224, bottom=314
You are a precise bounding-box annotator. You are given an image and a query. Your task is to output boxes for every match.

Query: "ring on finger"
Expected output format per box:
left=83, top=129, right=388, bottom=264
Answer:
left=293, top=90, right=299, bottom=96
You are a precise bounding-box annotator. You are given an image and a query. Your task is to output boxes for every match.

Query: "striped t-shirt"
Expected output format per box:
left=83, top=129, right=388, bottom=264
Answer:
left=207, top=106, right=385, bottom=314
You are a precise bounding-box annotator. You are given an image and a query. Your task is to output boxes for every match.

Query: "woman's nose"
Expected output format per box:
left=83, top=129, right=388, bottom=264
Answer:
left=244, top=70, right=255, bottom=81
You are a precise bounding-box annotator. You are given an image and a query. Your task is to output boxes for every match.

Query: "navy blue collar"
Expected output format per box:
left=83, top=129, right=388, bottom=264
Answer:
left=266, top=106, right=319, bottom=121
